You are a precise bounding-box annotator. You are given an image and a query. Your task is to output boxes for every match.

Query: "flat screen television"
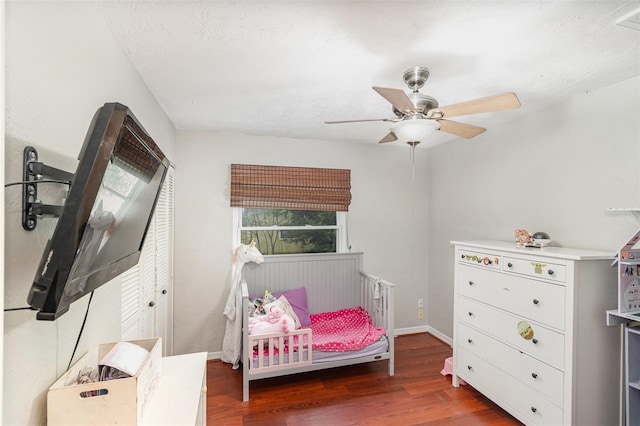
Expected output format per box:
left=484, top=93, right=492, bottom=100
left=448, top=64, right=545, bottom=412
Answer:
left=27, top=102, right=169, bottom=320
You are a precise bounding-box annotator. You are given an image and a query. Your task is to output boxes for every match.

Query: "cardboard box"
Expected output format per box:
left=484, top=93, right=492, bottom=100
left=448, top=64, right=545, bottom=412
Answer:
left=47, top=338, right=161, bottom=425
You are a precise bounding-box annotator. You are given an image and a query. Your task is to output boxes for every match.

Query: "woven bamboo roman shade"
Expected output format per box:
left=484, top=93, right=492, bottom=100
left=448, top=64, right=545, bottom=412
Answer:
left=230, top=164, right=351, bottom=212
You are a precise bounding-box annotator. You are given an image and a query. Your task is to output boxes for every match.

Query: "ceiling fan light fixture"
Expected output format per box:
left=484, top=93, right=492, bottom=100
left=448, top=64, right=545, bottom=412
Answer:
left=390, top=119, right=440, bottom=144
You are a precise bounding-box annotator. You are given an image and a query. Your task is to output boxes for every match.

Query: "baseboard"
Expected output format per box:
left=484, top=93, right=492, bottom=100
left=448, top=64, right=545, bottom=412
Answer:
left=208, top=351, right=222, bottom=360
left=424, top=327, right=453, bottom=346
left=394, top=325, right=430, bottom=336
left=394, top=326, right=453, bottom=346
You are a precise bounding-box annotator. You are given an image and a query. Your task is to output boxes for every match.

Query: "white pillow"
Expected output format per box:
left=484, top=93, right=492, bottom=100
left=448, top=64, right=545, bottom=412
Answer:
left=264, top=295, right=301, bottom=329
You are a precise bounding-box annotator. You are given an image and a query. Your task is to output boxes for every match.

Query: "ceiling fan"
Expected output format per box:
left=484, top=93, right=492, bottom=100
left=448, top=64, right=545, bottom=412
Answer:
left=325, top=66, right=521, bottom=146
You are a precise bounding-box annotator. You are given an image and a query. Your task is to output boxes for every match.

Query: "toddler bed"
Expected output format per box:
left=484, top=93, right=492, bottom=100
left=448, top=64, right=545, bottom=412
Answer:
left=240, top=252, right=394, bottom=401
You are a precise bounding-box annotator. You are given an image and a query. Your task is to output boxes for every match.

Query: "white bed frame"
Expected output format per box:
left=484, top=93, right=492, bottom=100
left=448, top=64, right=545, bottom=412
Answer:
left=240, top=252, right=395, bottom=402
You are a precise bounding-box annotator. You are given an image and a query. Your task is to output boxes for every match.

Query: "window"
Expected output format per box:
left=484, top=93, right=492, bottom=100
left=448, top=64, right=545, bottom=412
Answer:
left=236, top=208, right=347, bottom=254
left=230, top=164, right=351, bottom=255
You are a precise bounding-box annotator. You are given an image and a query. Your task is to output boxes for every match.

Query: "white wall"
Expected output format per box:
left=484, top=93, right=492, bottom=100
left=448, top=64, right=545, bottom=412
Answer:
left=427, top=75, right=640, bottom=338
left=173, top=132, right=429, bottom=355
left=3, top=3, right=175, bottom=425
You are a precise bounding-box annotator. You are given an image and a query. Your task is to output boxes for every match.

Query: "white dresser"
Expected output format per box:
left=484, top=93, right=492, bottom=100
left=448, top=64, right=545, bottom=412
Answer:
left=141, top=352, right=208, bottom=425
left=452, top=240, right=619, bottom=425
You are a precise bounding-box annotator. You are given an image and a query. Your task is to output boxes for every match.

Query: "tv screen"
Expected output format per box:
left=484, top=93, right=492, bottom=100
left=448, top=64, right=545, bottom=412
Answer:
left=27, top=102, right=169, bottom=320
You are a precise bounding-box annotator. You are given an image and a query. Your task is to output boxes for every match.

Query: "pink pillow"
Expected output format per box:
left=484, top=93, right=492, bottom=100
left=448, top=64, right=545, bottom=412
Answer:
left=273, top=287, right=311, bottom=327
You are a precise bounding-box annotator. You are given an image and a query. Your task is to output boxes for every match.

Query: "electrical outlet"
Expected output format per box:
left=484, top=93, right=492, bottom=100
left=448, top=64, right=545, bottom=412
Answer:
left=418, top=298, right=424, bottom=308
left=418, top=309, right=424, bottom=319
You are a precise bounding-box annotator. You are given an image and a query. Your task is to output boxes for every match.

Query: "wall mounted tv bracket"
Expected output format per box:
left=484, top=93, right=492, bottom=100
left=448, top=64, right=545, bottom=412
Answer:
left=22, top=146, right=75, bottom=231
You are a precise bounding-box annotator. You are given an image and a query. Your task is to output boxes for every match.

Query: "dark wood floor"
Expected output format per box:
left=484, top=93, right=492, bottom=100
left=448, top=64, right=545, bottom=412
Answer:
left=206, top=333, right=521, bottom=425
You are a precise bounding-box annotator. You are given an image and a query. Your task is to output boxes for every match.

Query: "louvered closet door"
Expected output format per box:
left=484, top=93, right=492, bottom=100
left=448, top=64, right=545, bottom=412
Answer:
left=120, top=165, right=175, bottom=352
left=154, top=166, right=174, bottom=355
left=139, top=213, right=157, bottom=339
left=120, top=266, right=142, bottom=341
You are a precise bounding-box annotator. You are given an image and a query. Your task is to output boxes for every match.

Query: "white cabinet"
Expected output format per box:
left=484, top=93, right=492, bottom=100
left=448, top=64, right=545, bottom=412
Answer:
left=452, top=240, right=619, bottom=425
left=141, top=352, right=207, bottom=426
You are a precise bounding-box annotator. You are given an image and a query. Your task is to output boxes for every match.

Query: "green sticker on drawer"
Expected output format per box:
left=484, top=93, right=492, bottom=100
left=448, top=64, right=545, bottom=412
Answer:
left=531, top=262, right=546, bottom=274
left=518, top=321, right=534, bottom=340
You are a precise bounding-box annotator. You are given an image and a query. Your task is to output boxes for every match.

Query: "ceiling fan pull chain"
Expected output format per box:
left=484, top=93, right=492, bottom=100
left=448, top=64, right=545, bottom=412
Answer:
left=406, top=141, right=420, bottom=181
left=410, top=143, right=416, bottom=181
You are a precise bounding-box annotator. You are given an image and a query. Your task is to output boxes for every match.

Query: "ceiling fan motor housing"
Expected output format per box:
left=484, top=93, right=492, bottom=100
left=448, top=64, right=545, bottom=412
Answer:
left=390, top=66, right=440, bottom=117
left=393, top=92, right=439, bottom=117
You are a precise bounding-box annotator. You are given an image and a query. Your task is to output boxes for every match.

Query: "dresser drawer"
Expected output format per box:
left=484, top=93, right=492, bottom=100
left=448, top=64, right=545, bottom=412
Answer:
left=456, top=322, right=564, bottom=405
left=458, top=249, right=502, bottom=271
left=503, top=256, right=566, bottom=283
left=456, top=346, right=564, bottom=426
left=457, top=264, right=566, bottom=330
left=457, top=296, right=565, bottom=369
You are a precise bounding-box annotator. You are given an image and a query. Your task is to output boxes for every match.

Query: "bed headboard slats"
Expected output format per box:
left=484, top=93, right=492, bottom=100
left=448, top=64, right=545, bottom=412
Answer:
left=242, top=252, right=363, bottom=314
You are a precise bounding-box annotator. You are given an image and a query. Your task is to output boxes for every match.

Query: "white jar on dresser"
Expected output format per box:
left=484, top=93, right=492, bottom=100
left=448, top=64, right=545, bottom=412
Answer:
left=452, top=240, right=619, bottom=426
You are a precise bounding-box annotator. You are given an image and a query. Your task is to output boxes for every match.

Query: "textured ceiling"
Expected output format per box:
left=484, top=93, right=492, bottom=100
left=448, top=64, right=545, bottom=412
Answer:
left=95, top=1, right=640, bottom=148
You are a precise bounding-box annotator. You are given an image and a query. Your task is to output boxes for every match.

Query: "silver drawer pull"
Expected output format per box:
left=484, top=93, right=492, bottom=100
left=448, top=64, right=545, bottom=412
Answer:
left=532, top=299, right=540, bottom=305
left=531, top=407, right=538, bottom=413
left=548, top=269, right=555, bottom=275
left=531, top=372, right=538, bottom=379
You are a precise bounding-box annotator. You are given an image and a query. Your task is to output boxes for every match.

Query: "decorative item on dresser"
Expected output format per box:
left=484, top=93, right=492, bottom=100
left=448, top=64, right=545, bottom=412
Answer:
left=452, top=240, right=619, bottom=426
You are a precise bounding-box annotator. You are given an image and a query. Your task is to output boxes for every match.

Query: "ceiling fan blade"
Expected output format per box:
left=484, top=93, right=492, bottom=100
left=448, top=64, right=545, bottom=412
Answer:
left=437, top=119, right=486, bottom=139
left=378, top=132, right=398, bottom=144
left=325, top=118, right=391, bottom=124
left=372, top=86, right=417, bottom=114
left=431, top=92, right=521, bottom=118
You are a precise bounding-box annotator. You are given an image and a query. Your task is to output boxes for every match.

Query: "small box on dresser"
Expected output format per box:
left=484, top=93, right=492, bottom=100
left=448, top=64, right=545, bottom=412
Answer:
left=452, top=240, right=619, bottom=426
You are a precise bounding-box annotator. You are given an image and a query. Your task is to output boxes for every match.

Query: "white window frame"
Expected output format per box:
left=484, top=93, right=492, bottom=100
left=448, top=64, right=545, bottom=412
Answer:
left=232, top=208, right=349, bottom=254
